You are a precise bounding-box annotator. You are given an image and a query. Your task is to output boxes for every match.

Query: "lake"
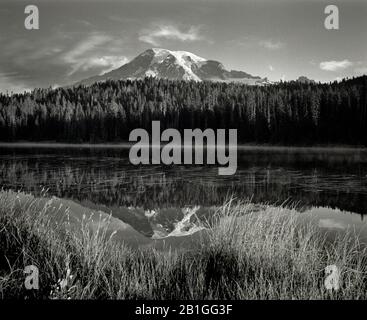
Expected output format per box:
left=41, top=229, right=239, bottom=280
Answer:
left=1, top=143, right=367, bottom=242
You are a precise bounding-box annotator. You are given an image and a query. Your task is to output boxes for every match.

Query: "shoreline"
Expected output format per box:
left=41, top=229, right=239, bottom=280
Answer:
left=1, top=190, right=367, bottom=299
left=0, top=141, right=366, bottom=152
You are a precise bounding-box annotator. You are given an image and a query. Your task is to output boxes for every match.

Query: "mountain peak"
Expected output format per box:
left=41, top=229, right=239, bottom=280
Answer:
left=76, top=48, right=265, bottom=86
left=296, top=76, right=316, bottom=84
left=150, top=48, right=206, bottom=62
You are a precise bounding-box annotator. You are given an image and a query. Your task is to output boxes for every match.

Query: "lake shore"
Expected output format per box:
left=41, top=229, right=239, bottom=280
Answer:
left=0, top=141, right=366, bottom=152
left=1, top=190, right=367, bottom=299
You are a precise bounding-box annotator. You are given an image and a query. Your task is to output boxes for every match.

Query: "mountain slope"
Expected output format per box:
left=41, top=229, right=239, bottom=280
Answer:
left=75, top=48, right=266, bottom=86
left=296, top=76, right=316, bottom=84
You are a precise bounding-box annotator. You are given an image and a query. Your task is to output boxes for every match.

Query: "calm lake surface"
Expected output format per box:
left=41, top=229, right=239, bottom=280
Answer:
left=1, top=144, right=367, bottom=241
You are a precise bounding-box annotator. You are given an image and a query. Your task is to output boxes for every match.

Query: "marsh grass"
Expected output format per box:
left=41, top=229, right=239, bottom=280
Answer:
left=0, top=191, right=366, bottom=300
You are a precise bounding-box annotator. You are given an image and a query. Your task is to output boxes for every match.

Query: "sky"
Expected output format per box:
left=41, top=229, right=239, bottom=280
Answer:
left=0, top=0, right=366, bottom=93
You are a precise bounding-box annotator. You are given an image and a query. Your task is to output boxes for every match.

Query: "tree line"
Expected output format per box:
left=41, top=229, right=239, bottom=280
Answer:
left=0, top=76, right=366, bottom=145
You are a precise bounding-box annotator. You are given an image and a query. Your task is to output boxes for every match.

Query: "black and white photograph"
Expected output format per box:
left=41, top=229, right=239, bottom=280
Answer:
left=1, top=0, right=367, bottom=310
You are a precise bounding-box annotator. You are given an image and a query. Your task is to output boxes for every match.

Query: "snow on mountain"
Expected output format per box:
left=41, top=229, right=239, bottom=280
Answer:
left=75, top=48, right=265, bottom=86
left=150, top=48, right=206, bottom=81
left=165, top=206, right=206, bottom=238
left=151, top=206, right=206, bottom=239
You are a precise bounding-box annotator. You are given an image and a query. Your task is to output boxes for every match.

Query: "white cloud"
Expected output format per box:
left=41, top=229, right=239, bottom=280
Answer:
left=319, top=59, right=353, bottom=72
left=90, top=56, right=129, bottom=74
left=69, top=55, right=128, bottom=76
left=318, top=219, right=346, bottom=230
left=269, top=65, right=274, bottom=71
left=259, top=40, right=284, bottom=50
left=139, top=24, right=202, bottom=46
left=62, top=33, right=127, bottom=76
left=63, top=34, right=111, bottom=62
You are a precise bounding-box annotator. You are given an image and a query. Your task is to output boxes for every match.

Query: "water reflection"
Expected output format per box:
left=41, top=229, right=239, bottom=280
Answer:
left=1, top=145, right=367, bottom=231
left=1, top=146, right=367, bottom=214
left=299, top=207, right=367, bottom=245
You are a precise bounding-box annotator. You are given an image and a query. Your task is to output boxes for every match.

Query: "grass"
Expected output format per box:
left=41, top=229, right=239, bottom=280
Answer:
left=1, top=191, right=367, bottom=300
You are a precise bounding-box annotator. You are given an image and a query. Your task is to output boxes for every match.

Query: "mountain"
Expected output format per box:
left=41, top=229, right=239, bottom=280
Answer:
left=296, top=76, right=316, bottom=84
left=76, top=199, right=211, bottom=239
left=75, top=48, right=267, bottom=86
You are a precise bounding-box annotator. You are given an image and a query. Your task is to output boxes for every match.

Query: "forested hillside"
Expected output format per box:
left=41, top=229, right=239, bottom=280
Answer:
left=0, top=76, right=366, bottom=145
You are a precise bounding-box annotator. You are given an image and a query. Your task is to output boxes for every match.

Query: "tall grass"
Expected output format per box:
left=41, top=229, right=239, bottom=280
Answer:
left=0, top=191, right=366, bottom=299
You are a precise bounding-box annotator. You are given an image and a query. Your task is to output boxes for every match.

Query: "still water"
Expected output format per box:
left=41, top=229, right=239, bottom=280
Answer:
left=1, top=144, right=367, bottom=241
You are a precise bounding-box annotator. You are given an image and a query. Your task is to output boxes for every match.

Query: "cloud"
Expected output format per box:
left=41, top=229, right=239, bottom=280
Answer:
left=318, top=219, right=346, bottom=230
left=139, top=24, right=202, bottom=46
left=0, top=71, right=32, bottom=94
left=60, top=33, right=128, bottom=76
left=62, top=33, right=112, bottom=75
left=269, top=65, right=274, bottom=71
left=86, top=56, right=129, bottom=75
left=76, top=19, right=92, bottom=27
left=0, top=29, right=130, bottom=93
left=319, top=60, right=353, bottom=72
left=355, top=66, right=367, bottom=75
left=259, top=40, right=284, bottom=50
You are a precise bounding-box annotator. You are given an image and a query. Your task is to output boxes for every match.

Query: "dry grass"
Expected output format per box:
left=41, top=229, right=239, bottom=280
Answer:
left=1, top=191, right=366, bottom=300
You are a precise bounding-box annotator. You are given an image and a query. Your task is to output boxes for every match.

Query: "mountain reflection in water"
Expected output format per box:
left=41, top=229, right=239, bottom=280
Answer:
left=0, top=145, right=367, bottom=239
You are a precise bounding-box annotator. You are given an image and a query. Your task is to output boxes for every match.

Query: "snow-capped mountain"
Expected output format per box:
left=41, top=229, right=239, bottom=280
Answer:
left=78, top=199, right=210, bottom=239
left=75, top=48, right=266, bottom=86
